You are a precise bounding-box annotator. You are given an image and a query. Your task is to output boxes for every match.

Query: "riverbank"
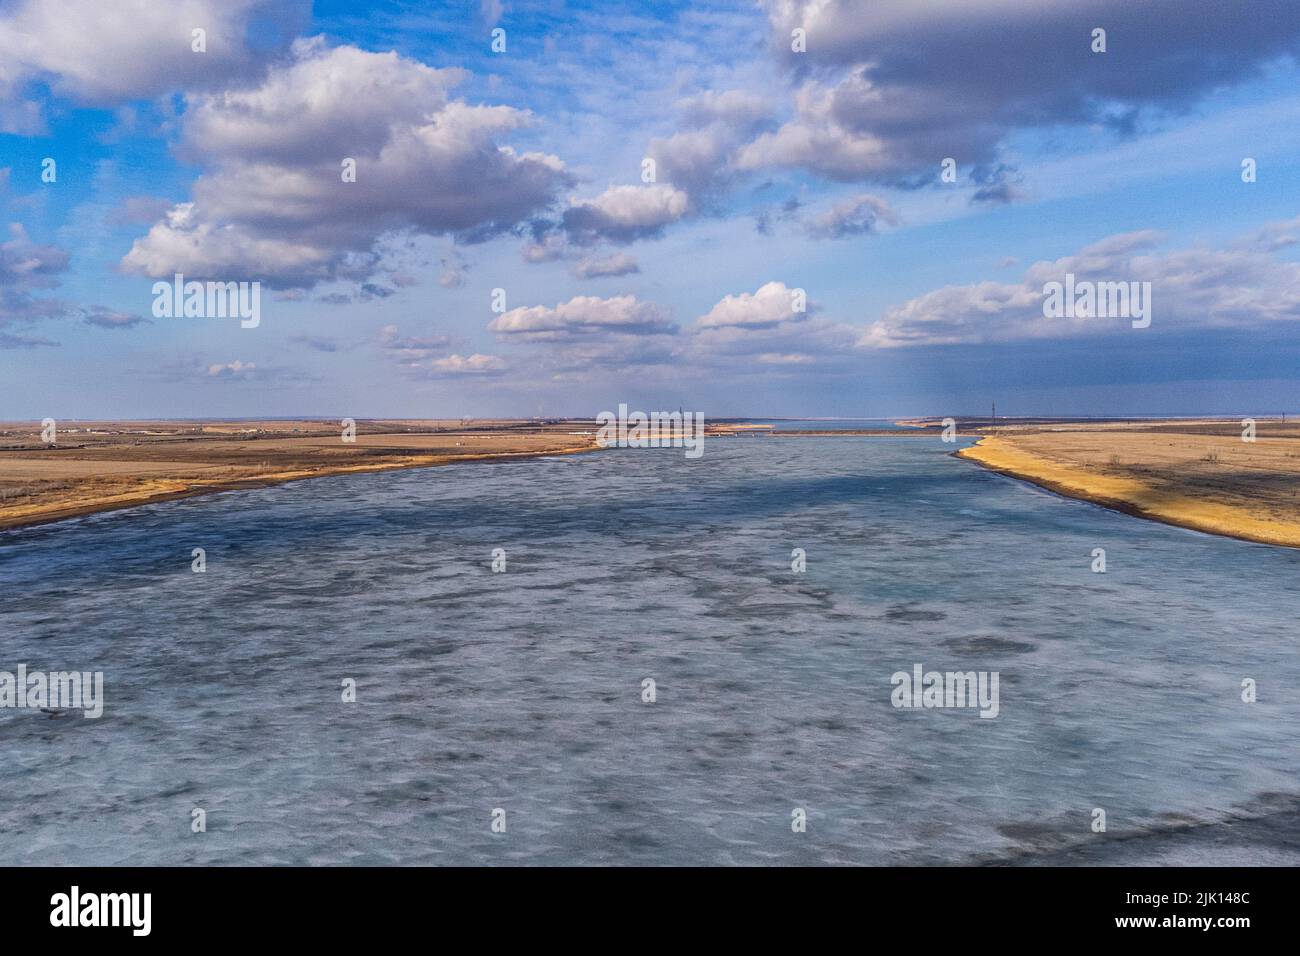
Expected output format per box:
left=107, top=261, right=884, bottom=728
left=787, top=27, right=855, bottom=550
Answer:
left=957, top=423, right=1300, bottom=548
left=0, top=420, right=599, bottom=531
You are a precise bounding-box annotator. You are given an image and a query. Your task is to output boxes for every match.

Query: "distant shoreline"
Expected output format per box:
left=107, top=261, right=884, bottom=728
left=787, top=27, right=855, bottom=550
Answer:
left=0, top=447, right=599, bottom=533
left=6, top=417, right=1300, bottom=546
left=0, top=424, right=600, bottom=532
left=957, top=432, right=1300, bottom=550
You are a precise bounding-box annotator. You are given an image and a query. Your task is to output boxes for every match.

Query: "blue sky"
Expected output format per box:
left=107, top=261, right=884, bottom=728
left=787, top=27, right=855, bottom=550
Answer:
left=4, top=0, right=1300, bottom=419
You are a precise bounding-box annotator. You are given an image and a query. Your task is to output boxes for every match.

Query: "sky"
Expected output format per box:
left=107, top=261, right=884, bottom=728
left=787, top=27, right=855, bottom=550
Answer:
left=4, top=0, right=1300, bottom=419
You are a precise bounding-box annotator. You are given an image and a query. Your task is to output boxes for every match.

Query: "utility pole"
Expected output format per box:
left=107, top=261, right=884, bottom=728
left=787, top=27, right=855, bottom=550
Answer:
left=991, top=401, right=996, bottom=422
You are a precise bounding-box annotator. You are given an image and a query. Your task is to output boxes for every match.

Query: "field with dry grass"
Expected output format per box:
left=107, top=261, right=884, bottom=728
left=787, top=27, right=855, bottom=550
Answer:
left=0, top=419, right=599, bottom=530
left=955, top=419, right=1300, bottom=548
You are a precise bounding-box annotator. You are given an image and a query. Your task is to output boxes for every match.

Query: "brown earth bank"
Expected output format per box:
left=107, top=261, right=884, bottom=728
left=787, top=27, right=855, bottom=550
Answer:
left=0, top=419, right=605, bottom=531
left=949, top=418, right=1300, bottom=548
left=0, top=417, right=765, bottom=530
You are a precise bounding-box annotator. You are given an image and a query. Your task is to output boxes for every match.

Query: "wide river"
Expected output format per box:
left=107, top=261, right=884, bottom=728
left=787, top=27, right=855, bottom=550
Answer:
left=2, top=436, right=1296, bottom=864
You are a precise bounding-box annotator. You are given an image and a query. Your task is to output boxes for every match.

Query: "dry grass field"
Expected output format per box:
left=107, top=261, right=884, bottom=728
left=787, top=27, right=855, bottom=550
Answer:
left=956, top=419, right=1300, bottom=548
left=0, top=419, right=598, bottom=530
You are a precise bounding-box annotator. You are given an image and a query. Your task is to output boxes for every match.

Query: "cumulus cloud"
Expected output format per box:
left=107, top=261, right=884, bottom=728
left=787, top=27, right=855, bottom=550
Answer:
left=805, top=193, right=898, bottom=239
left=560, top=184, right=690, bottom=245
left=483, top=293, right=684, bottom=376
left=572, top=252, right=639, bottom=279
left=121, top=38, right=571, bottom=288
left=688, top=281, right=854, bottom=369
left=528, top=91, right=769, bottom=258
left=427, top=353, right=507, bottom=375
left=647, top=127, right=741, bottom=203
left=861, top=227, right=1300, bottom=347
left=521, top=234, right=567, bottom=263
left=489, top=294, right=677, bottom=341
left=749, top=0, right=1300, bottom=188
left=0, top=0, right=301, bottom=131
left=647, top=90, right=776, bottom=202
left=206, top=359, right=256, bottom=379
left=735, top=77, right=893, bottom=182
left=494, top=293, right=856, bottom=375
left=695, top=281, right=814, bottom=329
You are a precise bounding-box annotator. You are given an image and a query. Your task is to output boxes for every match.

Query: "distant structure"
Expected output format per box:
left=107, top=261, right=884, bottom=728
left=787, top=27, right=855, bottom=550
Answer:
left=991, top=401, right=996, bottom=421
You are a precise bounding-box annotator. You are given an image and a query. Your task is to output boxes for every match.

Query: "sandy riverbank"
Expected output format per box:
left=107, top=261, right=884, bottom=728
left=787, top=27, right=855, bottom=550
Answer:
left=0, top=420, right=599, bottom=531
left=957, top=421, right=1300, bottom=548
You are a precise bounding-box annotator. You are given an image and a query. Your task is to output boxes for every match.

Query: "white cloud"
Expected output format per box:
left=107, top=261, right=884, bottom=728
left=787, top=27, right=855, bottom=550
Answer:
left=685, top=280, right=867, bottom=371
left=747, top=0, right=1300, bottom=188
left=207, top=359, right=256, bottom=378
left=572, top=253, right=640, bottom=279
left=489, top=294, right=677, bottom=341
left=0, top=0, right=296, bottom=130
left=428, top=353, right=507, bottom=375
left=861, top=228, right=1300, bottom=347
left=695, top=280, right=814, bottom=329
left=561, top=184, right=690, bottom=245
left=647, top=89, right=775, bottom=201
left=521, top=235, right=568, bottom=263
left=121, top=38, right=571, bottom=287
left=735, top=78, right=891, bottom=183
